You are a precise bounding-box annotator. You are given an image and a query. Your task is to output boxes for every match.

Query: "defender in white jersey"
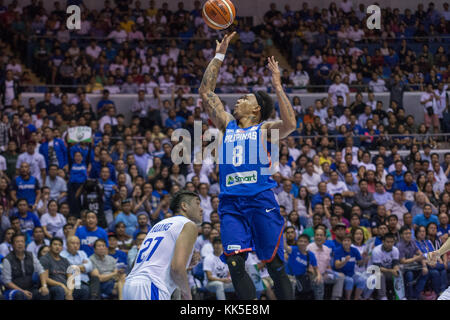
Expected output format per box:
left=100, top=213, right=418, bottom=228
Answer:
left=123, top=191, right=202, bottom=300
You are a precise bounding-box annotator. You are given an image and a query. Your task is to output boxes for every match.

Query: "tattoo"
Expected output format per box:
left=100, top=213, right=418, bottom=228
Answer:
left=200, top=59, right=222, bottom=93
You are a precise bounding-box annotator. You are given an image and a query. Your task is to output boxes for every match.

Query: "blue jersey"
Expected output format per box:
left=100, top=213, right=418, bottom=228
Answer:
left=13, top=176, right=39, bottom=205
left=99, top=179, right=116, bottom=211
left=12, top=211, right=41, bottom=244
left=69, top=163, right=88, bottom=184
left=286, top=247, right=317, bottom=276
left=219, top=120, right=276, bottom=196
left=332, top=246, right=362, bottom=277
left=75, top=226, right=109, bottom=257
left=437, top=224, right=450, bottom=238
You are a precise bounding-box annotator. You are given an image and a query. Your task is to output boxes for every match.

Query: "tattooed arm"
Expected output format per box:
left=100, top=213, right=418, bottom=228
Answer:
left=198, top=32, right=236, bottom=132
left=261, top=56, right=297, bottom=139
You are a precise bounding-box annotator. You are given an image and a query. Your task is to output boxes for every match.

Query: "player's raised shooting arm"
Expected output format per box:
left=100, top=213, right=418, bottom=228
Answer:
left=262, top=57, right=297, bottom=140
left=199, top=32, right=236, bottom=131
left=170, top=222, right=198, bottom=300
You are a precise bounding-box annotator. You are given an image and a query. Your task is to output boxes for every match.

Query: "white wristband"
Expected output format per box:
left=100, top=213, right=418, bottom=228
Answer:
left=214, top=53, right=225, bottom=62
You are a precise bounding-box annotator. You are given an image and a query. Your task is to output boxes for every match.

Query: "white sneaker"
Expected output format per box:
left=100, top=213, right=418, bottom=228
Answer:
left=401, top=297, right=407, bottom=300
left=380, top=296, right=388, bottom=300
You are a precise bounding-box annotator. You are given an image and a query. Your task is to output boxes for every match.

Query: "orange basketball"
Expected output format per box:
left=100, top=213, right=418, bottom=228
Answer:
left=202, top=0, right=236, bottom=30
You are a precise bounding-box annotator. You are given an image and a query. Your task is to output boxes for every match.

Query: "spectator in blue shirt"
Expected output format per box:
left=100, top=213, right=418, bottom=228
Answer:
left=286, top=234, right=319, bottom=277
left=164, top=109, right=186, bottom=129
left=132, top=213, right=151, bottom=240
left=311, top=182, right=332, bottom=209
left=69, top=142, right=92, bottom=166
left=71, top=212, right=109, bottom=257
left=389, top=160, right=406, bottom=186
left=11, top=162, right=40, bottom=210
left=68, top=152, right=88, bottom=216
left=90, top=148, right=116, bottom=182
left=437, top=212, right=450, bottom=242
left=413, top=204, right=439, bottom=228
left=98, top=167, right=117, bottom=229
left=415, top=225, right=447, bottom=295
left=97, top=90, right=115, bottom=115
left=11, top=199, right=41, bottom=245
left=395, top=171, right=418, bottom=200
left=114, top=199, right=137, bottom=237
left=107, top=233, right=128, bottom=271
left=39, top=127, right=68, bottom=171
left=332, top=234, right=364, bottom=300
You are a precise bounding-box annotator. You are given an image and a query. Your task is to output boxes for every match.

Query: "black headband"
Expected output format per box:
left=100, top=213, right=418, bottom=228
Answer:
left=254, top=91, right=264, bottom=109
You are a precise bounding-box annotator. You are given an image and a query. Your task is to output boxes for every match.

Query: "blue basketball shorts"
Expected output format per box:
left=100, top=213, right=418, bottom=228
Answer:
left=218, top=189, right=286, bottom=263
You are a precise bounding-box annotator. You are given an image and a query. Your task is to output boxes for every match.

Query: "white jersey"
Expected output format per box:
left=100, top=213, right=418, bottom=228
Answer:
left=125, top=215, right=195, bottom=298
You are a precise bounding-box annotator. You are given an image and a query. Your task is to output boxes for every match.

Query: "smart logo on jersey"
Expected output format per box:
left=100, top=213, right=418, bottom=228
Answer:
left=225, top=171, right=257, bottom=186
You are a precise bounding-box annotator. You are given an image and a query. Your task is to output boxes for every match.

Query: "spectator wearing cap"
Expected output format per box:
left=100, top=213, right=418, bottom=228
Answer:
left=412, top=204, right=439, bottom=228
left=114, top=199, right=137, bottom=237
left=16, top=140, right=46, bottom=186
left=326, top=222, right=347, bottom=251
left=132, top=213, right=150, bottom=240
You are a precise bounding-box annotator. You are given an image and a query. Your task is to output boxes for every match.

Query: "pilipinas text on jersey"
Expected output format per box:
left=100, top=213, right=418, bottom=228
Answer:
left=218, top=120, right=278, bottom=196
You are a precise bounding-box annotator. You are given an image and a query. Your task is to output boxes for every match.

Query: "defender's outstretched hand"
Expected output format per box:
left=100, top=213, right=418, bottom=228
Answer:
left=267, top=56, right=282, bottom=89
left=215, top=31, right=236, bottom=55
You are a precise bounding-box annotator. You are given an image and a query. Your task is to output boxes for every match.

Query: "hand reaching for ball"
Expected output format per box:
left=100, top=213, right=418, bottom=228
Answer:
left=215, top=31, right=236, bottom=55
left=267, top=56, right=282, bottom=89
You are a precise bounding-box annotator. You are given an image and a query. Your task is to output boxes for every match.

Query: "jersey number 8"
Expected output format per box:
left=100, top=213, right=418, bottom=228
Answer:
left=232, top=145, right=243, bottom=167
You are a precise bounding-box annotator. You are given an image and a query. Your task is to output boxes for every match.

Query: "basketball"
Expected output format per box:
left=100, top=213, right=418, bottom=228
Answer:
left=202, top=0, right=236, bottom=30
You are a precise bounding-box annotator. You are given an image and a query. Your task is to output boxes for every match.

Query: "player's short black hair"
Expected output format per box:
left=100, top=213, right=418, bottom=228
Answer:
left=169, top=190, right=200, bottom=213
left=254, top=91, right=274, bottom=121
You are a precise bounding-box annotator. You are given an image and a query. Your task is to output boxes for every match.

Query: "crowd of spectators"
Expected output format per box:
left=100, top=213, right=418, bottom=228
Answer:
left=0, top=0, right=450, bottom=95
left=0, top=0, right=449, bottom=301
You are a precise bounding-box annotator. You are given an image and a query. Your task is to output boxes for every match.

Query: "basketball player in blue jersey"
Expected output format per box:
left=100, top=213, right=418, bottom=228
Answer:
left=199, top=32, right=297, bottom=300
left=123, top=191, right=202, bottom=300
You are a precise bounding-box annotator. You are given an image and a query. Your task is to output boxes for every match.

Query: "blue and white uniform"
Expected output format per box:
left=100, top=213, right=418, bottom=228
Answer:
left=218, top=120, right=285, bottom=263
left=123, top=215, right=195, bottom=300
